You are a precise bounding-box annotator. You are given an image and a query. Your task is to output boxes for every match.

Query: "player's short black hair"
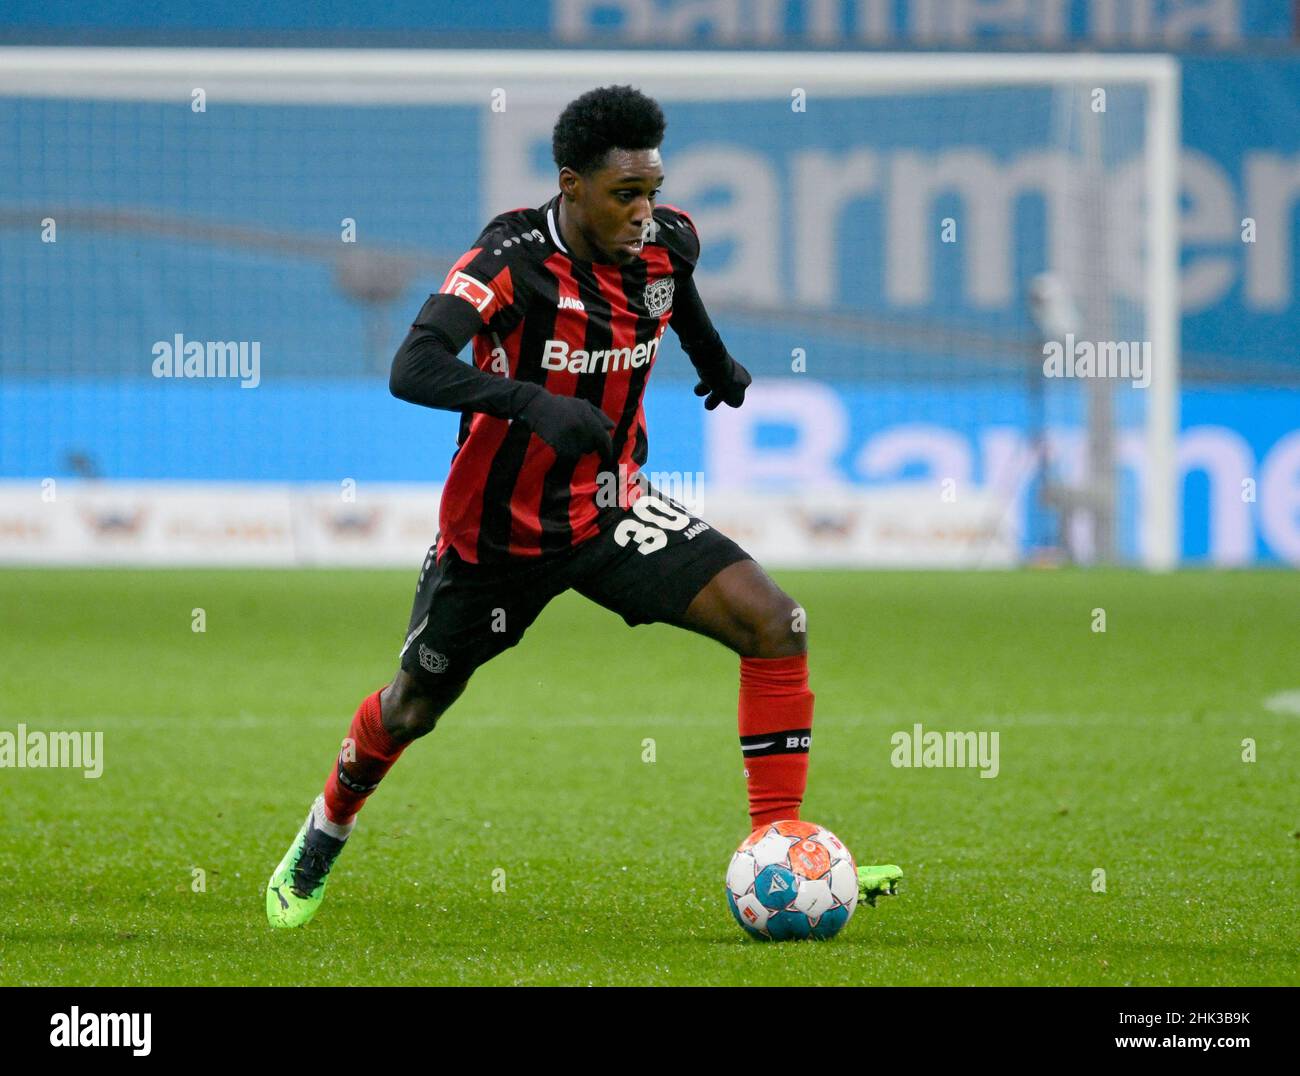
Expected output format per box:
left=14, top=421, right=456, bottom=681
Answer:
left=552, top=85, right=666, bottom=176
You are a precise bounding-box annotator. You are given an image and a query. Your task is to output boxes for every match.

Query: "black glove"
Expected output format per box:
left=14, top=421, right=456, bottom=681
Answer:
left=693, top=355, right=752, bottom=411
left=517, top=391, right=616, bottom=462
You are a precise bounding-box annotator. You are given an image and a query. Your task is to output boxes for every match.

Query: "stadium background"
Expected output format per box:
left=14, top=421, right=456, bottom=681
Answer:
left=1, top=2, right=1298, bottom=567
left=2, top=2, right=1298, bottom=993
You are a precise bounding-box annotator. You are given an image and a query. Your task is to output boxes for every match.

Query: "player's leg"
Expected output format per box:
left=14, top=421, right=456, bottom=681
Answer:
left=265, top=667, right=470, bottom=929
left=569, top=492, right=811, bottom=827
left=266, top=544, right=560, bottom=928
left=319, top=668, right=470, bottom=836
left=673, top=553, right=901, bottom=901
left=570, top=489, right=902, bottom=903
left=671, top=538, right=902, bottom=903
left=675, top=558, right=815, bottom=830
left=676, top=557, right=805, bottom=658
left=650, top=551, right=817, bottom=828
left=379, top=667, right=468, bottom=741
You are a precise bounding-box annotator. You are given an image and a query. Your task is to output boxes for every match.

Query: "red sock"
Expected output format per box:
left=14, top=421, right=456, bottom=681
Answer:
left=738, top=654, right=814, bottom=830
left=322, top=688, right=406, bottom=826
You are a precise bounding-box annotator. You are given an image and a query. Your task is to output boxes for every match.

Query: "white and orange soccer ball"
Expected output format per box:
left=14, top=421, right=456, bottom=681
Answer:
left=725, top=820, right=858, bottom=941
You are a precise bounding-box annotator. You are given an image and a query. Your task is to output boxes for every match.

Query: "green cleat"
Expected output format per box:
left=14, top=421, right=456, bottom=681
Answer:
left=265, top=794, right=352, bottom=929
left=857, top=864, right=903, bottom=907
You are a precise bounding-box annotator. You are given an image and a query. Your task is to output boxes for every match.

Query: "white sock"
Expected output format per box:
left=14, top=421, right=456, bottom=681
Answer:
left=311, top=793, right=356, bottom=841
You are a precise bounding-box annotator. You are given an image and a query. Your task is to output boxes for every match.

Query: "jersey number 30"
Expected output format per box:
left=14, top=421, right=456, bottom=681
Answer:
left=613, top=495, right=691, bottom=555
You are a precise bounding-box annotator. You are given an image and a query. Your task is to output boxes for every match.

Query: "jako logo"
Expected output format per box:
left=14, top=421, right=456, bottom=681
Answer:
left=541, top=334, right=662, bottom=374
left=151, top=334, right=260, bottom=388
left=558, top=295, right=585, bottom=312
left=50, top=1007, right=151, bottom=1056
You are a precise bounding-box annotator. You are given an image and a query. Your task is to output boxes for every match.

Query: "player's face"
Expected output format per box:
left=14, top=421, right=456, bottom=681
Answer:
left=563, top=148, right=664, bottom=264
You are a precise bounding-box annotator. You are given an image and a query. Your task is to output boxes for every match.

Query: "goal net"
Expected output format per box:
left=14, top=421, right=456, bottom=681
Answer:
left=0, top=48, right=1179, bottom=568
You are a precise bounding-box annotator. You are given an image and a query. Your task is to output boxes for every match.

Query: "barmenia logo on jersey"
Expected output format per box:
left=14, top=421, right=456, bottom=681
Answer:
left=541, top=333, right=664, bottom=374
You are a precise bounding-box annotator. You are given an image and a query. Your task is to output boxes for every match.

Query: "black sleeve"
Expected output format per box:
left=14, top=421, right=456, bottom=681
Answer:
left=669, top=272, right=732, bottom=378
left=389, top=293, right=543, bottom=418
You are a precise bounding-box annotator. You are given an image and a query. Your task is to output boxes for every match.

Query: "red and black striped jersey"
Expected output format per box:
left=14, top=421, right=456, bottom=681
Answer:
left=430, top=192, right=703, bottom=565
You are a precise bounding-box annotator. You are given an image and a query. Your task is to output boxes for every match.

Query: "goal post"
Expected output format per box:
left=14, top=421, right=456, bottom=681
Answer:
left=0, top=48, right=1180, bottom=569
left=1144, top=60, right=1181, bottom=573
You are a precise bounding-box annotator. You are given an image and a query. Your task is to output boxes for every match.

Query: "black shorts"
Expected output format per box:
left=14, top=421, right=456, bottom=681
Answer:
left=398, top=489, right=753, bottom=685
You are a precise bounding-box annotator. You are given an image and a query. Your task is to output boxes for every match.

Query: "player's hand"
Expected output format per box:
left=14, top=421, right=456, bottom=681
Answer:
left=518, top=391, right=616, bottom=463
left=693, top=355, right=751, bottom=411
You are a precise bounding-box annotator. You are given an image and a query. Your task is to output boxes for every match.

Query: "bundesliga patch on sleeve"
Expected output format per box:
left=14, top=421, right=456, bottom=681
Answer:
left=440, top=269, right=497, bottom=316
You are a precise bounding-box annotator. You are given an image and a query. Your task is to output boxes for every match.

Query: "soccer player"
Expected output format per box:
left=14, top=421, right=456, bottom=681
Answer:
left=266, top=85, right=900, bottom=928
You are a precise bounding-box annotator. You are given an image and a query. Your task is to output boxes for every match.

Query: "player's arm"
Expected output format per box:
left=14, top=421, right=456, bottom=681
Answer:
left=389, top=293, right=614, bottom=462
left=389, top=293, right=538, bottom=418
left=662, top=209, right=751, bottom=411
left=669, top=274, right=751, bottom=410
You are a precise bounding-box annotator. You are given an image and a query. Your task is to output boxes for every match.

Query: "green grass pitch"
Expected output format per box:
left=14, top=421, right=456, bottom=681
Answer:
left=1, top=567, right=1296, bottom=986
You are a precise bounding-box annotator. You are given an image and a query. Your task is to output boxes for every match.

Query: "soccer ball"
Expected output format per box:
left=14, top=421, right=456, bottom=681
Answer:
left=725, top=820, right=858, bottom=941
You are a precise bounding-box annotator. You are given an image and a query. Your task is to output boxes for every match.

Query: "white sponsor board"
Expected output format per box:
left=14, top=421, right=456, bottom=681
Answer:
left=699, top=488, right=1016, bottom=568
left=0, top=482, right=435, bottom=567
left=0, top=481, right=1012, bottom=568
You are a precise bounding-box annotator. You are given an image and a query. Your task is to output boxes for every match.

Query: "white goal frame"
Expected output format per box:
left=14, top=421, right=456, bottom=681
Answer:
left=0, top=47, right=1181, bottom=569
